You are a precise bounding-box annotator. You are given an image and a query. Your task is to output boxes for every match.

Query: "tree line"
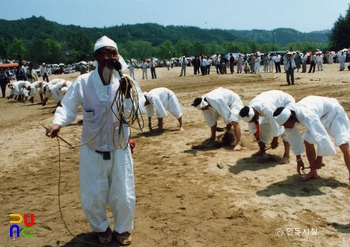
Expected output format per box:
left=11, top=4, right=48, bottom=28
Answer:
left=0, top=8, right=349, bottom=65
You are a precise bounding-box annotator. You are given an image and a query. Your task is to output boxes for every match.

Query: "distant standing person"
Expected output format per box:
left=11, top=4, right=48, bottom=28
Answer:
left=41, top=63, right=49, bottom=82
left=269, top=54, right=275, bottom=73
left=294, top=51, right=301, bottom=72
left=79, top=62, right=87, bottom=75
left=206, top=56, right=211, bottom=75
left=141, top=59, right=148, bottom=79
left=200, top=55, right=206, bottom=75
left=283, top=51, right=296, bottom=85
left=215, top=54, right=221, bottom=74
left=220, top=54, right=227, bottom=74
left=338, top=51, right=346, bottom=71
left=308, top=52, right=316, bottom=73
left=263, top=53, right=269, bottom=73
left=274, top=53, right=281, bottom=73
left=15, top=62, right=26, bottom=81
left=236, top=54, right=243, bottom=73
left=128, top=60, right=135, bottom=79
left=150, top=58, right=157, bottom=79
left=179, top=56, right=188, bottom=76
left=229, top=53, right=235, bottom=74
left=300, top=51, right=308, bottom=73
left=254, top=52, right=261, bottom=74
left=0, top=67, right=9, bottom=97
left=25, top=63, right=38, bottom=83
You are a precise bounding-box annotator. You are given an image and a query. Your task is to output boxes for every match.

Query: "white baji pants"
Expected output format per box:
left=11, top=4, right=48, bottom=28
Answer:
left=79, top=144, right=135, bottom=233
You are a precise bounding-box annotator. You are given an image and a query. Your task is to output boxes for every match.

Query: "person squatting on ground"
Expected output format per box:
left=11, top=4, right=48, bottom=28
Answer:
left=49, top=79, right=73, bottom=107
left=192, top=87, right=243, bottom=151
left=143, top=87, right=184, bottom=131
left=239, top=90, right=295, bottom=164
left=7, top=80, right=33, bottom=102
left=273, top=96, right=350, bottom=185
left=46, top=36, right=145, bottom=246
left=31, top=80, right=47, bottom=103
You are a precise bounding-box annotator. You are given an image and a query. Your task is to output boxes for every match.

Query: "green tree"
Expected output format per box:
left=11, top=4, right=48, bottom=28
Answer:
left=175, top=40, right=193, bottom=57
left=65, top=30, right=93, bottom=62
left=204, top=41, right=223, bottom=56
left=8, top=38, right=25, bottom=61
left=192, top=41, right=205, bottom=56
left=329, top=4, right=350, bottom=50
left=156, top=40, right=175, bottom=59
left=26, top=38, right=61, bottom=64
left=25, top=38, right=45, bottom=63
left=45, top=39, right=61, bottom=63
left=125, top=40, right=153, bottom=60
left=0, top=37, right=8, bottom=59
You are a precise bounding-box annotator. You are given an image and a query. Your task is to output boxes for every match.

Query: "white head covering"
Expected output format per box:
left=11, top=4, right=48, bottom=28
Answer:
left=94, top=36, right=117, bottom=52
left=274, top=108, right=291, bottom=126
left=192, top=97, right=208, bottom=110
left=242, top=106, right=255, bottom=123
left=93, top=36, right=128, bottom=72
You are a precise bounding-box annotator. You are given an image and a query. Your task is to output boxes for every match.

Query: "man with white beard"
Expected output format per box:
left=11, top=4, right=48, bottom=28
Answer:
left=46, top=36, right=144, bottom=246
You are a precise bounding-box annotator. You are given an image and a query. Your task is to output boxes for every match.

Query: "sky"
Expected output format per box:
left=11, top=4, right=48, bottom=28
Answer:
left=1, top=0, right=349, bottom=33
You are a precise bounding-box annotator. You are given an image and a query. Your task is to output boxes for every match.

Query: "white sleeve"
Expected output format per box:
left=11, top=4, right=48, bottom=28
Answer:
left=284, top=125, right=305, bottom=155
left=53, top=80, right=83, bottom=127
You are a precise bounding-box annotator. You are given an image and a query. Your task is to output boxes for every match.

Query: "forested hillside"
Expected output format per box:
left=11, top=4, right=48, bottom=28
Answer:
left=0, top=16, right=329, bottom=46
left=0, top=16, right=330, bottom=63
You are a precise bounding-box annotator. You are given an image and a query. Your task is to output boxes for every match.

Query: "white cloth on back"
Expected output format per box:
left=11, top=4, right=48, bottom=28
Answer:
left=201, top=87, right=243, bottom=127
left=284, top=96, right=350, bottom=156
left=247, top=90, right=295, bottom=144
left=144, top=87, right=182, bottom=119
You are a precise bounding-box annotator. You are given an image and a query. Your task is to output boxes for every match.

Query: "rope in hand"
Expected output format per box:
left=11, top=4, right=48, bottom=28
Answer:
left=43, top=75, right=144, bottom=246
left=54, top=138, right=110, bottom=247
left=44, top=75, right=144, bottom=151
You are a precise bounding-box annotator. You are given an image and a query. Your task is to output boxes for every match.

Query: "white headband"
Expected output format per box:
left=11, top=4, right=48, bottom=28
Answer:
left=195, top=97, right=209, bottom=110
left=274, top=108, right=291, bottom=126
left=94, top=36, right=117, bottom=52
left=242, top=107, right=255, bottom=122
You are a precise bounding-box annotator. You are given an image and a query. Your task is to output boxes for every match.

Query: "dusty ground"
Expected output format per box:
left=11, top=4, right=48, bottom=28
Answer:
left=1, top=63, right=350, bottom=247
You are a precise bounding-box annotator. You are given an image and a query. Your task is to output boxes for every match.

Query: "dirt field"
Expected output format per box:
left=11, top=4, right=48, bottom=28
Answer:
left=1, top=63, right=350, bottom=247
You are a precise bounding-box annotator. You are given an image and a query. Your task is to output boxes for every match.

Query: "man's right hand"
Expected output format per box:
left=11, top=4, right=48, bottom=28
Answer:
left=46, top=124, right=61, bottom=138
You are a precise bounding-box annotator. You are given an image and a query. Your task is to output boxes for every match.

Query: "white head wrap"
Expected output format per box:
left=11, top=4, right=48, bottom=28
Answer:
left=93, top=36, right=128, bottom=72
left=94, top=36, right=117, bottom=52
left=242, top=107, right=255, bottom=123
left=274, top=108, right=291, bottom=126
left=193, top=97, right=209, bottom=110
